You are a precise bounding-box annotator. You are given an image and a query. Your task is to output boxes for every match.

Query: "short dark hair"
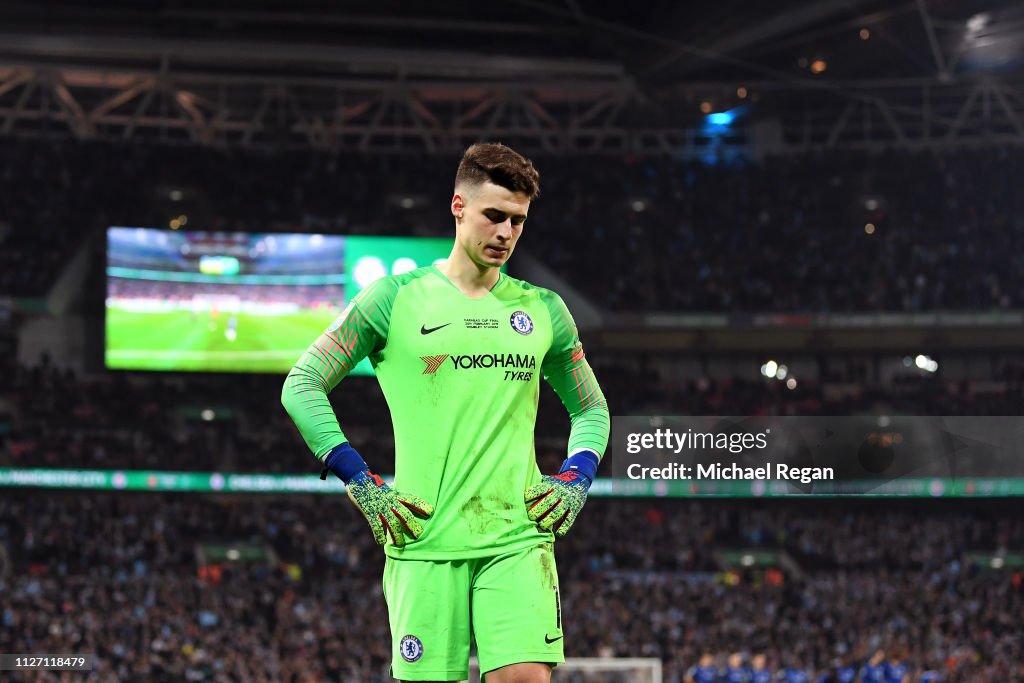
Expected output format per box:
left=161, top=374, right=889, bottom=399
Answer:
left=454, top=142, right=540, bottom=200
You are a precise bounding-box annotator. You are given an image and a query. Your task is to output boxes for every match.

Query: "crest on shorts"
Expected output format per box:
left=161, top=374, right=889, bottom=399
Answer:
left=399, top=635, right=423, bottom=662
left=510, top=311, right=534, bottom=335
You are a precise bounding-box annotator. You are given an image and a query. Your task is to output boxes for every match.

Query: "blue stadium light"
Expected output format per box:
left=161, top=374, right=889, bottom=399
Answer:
left=707, top=111, right=735, bottom=126
left=699, top=106, right=750, bottom=165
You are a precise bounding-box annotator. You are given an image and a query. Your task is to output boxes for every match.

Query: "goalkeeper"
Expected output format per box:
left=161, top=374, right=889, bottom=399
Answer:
left=282, top=142, right=609, bottom=683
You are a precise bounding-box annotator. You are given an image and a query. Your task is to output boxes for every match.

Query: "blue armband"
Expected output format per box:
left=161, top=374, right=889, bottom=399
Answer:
left=320, top=442, right=369, bottom=484
left=559, top=449, right=600, bottom=486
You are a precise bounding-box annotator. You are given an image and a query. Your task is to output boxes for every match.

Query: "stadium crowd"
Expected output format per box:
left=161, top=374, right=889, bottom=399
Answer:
left=1, top=493, right=1021, bottom=682
left=2, top=139, right=1024, bottom=312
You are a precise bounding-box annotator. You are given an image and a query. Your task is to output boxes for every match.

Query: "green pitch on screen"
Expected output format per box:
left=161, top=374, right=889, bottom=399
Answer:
left=105, top=308, right=329, bottom=373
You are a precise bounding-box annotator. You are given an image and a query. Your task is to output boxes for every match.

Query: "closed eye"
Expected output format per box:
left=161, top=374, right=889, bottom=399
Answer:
left=484, top=209, right=527, bottom=226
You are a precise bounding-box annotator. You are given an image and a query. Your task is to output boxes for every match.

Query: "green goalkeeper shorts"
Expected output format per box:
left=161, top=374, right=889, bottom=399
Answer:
left=383, top=542, right=564, bottom=681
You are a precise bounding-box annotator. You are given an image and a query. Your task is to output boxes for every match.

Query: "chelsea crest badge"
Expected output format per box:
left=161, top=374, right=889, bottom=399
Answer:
left=510, top=311, right=534, bottom=335
left=399, top=635, right=423, bottom=662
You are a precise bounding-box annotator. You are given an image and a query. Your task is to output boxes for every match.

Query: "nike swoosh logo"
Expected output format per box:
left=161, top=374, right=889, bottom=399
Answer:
left=544, top=634, right=563, bottom=644
left=420, top=323, right=451, bottom=335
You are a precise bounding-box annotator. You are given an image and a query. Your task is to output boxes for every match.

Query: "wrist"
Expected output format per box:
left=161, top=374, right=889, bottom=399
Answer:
left=559, top=449, right=600, bottom=485
left=323, top=442, right=369, bottom=484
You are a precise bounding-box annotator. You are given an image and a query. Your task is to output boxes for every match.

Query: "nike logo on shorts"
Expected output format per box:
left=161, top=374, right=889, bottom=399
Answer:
left=544, top=634, right=563, bottom=644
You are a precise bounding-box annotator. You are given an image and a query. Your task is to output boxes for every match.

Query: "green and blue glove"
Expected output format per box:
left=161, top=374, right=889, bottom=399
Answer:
left=525, top=449, right=600, bottom=539
left=321, top=442, right=433, bottom=547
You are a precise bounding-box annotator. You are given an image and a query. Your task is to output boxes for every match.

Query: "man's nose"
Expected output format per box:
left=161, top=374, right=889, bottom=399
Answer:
left=495, top=219, right=513, bottom=239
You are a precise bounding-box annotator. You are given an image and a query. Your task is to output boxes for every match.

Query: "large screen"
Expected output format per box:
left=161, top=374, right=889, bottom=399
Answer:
left=105, top=228, right=453, bottom=373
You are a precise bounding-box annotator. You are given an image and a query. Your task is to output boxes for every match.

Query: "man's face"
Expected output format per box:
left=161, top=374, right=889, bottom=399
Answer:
left=451, top=181, right=530, bottom=269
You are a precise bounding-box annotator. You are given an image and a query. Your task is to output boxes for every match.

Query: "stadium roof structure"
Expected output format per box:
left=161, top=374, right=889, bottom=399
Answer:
left=1, top=0, right=1023, bottom=153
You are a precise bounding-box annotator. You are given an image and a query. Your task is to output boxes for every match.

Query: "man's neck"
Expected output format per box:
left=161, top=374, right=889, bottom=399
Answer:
left=437, top=253, right=499, bottom=298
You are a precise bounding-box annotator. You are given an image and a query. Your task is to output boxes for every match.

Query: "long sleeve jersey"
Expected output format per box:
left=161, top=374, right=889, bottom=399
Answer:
left=282, top=265, right=609, bottom=559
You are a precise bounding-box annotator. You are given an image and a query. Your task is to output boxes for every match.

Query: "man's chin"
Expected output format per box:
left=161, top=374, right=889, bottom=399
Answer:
left=478, top=252, right=509, bottom=267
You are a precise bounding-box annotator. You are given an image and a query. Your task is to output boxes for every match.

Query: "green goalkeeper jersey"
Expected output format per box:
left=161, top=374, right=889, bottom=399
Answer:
left=282, top=265, right=609, bottom=560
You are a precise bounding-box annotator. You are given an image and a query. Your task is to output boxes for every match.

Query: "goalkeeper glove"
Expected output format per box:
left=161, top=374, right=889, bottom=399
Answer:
left=321, top=442, right=433, bottom=547
left=525, top=449, right=600, bottom=539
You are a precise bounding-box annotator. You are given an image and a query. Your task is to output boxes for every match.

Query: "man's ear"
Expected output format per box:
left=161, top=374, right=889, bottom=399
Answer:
left=451, top=194, right=465, bottom=219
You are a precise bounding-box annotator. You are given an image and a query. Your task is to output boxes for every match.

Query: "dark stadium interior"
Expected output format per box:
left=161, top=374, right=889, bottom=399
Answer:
left=3, top=0, right=1024, bottom=681
left=0, top=0, right=1015, bottom=81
